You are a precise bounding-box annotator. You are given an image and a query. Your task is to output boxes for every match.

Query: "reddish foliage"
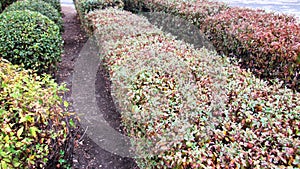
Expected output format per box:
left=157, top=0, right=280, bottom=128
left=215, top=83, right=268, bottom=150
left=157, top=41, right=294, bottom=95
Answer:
left=202, top=7, right=300, bottom=90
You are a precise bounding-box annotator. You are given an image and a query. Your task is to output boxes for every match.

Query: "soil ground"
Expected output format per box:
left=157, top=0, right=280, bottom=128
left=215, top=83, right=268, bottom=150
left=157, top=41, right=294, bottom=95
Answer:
left=56, top=5, right=138, bottom=169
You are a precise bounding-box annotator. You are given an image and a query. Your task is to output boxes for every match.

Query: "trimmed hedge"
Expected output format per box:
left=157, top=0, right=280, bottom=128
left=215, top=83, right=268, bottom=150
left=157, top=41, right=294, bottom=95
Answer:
left=4, top=0, right=63, bottom=31
left=0, top=59, right=74, bottom=168
left=87, top=8, right=300, bottom=168
left=124, top=0, right=300, bottom=91
left=87, top=8, right=161, bottom=41
left=124, top=0, right=228, bottom=26
left=202, top=7, right=300, bottom=90
left=0, top=10, right=63, bottom=74
left=42, top=0, right=62, bottom=14
left=73, top=0, right=124, bottom=34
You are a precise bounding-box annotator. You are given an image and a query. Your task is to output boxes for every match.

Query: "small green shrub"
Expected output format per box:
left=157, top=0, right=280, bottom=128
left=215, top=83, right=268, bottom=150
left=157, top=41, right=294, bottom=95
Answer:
left=202, top=7, right=300, bottom=90
left=4, top=0, right=63, bottom=31
left=0, top=59, right=73, bottom=168
left=0, top=10, right=63, bottom=74
left=42, top=0, right=62, bottom=14
left=73, top=0, right=124, bottom=33
left=90, top=8, right=300, bottom=168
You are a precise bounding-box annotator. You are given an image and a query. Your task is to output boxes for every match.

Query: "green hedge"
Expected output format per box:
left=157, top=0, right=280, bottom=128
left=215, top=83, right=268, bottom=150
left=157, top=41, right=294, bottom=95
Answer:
left=4, top=0, right=63, bottom=31
left=0, top=10, right=63, bottom=74
left=124, top=0, right=300, bottom=91
left=0, top=59, right=73, bottom=168
left=73, top=0, right=124, bottom=34
left=87, top=8, right=300, bottom=168
left=42, top=0, right=62, bottom=14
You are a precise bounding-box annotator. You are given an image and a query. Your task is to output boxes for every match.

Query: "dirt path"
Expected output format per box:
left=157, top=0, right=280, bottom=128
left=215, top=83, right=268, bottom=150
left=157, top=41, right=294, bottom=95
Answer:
left=57, top=5, right=138, bottom=169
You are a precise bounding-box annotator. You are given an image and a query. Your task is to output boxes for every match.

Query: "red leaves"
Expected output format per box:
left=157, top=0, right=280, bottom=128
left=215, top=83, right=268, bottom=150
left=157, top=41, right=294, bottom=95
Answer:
left=202, top=7, right=300, bottom=90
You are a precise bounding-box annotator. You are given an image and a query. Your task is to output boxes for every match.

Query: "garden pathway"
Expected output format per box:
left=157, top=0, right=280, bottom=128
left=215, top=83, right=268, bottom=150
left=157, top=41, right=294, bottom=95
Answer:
left=58, top=3, right=138, bottom=169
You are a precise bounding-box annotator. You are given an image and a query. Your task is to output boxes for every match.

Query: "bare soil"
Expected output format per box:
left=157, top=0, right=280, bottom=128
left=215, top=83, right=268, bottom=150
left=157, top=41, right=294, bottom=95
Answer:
left=56, top=5, right=138, bottom=169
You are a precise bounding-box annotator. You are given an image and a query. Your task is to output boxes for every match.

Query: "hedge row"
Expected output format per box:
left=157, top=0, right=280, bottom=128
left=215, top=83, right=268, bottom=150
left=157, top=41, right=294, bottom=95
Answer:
left=86, top=8, right=300, bottom=168
left=73, top=0, right=124, bottom=34
left=0, top=0, right=63, bottom=75
left=124, top=0, right=300, bottom=91
left=42, top=0, right=62, bottom=15
left=0, top=59, right=74, bottom=168
left=0, top=1, right=74, bottom=168
left=202, top=7, right=300, bottom=90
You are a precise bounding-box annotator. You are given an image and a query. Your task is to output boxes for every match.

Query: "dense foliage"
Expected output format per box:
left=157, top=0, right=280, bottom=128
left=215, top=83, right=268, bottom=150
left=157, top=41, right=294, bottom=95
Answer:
left=73, top=0, right=124, bottom=34
left=202, top=7, right=300, bottom=90
left=4, top=0, right=63, bottom=31
left=0, top=0, right=17, bottom=11
left=124, top=0, right=300, bottom=91
left=42, top=0, right=62, bottom=14
left=0, top=10, right=63, bottom=74
left=86, top=8, right=300, bottom=168
left=0, top=59, right=73, bottom=168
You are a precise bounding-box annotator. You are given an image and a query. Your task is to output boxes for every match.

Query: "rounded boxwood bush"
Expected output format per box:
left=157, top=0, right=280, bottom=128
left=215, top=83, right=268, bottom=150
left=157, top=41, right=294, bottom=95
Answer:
left=0, top=59, right=74, bottom=168
left=4, top=0, right=63, bottom=31
left=0, top=10, right=62, bottom=74
left=42, top=0, right=62, bottom=15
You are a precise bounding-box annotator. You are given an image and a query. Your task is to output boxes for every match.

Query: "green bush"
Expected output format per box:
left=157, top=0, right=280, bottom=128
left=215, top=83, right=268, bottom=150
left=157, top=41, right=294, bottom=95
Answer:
left=0, top=59, right=73, bottom=168
left=202, top=7, right=300, bottom=90
left=73, top=0, right=124, bottom=34
left=42, top=0, right=62, bottom=14
left=90, top=8, right=300, bottom=168
left=0, top=10, right=63, bottom=75
left=4, top=0, right=63, bottom=31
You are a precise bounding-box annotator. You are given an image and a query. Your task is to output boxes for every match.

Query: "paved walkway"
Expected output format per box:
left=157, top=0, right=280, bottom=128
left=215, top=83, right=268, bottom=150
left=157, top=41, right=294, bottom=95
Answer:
left=219, top=0, right=300, bottom=20
left=60, top=0, right=74, bottom=6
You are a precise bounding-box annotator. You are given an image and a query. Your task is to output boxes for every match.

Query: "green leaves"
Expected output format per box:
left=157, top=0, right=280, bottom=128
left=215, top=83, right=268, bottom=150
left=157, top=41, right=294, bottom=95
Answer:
left=0, top=60, right=74, bottom=168
left=0, top=10, right=62, bottom=75
left=4, top=0, right=63, bottom=31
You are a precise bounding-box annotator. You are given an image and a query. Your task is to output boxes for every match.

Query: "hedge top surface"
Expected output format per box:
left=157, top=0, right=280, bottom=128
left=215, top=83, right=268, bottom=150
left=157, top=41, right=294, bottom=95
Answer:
left=0, top=10, right=62, bottom=74
left=0, top=59, right=70, bottom=168
left=87, top=9, right=162, bottom=41
left=76, top=0, right=124, bottom=15
left=90, top=8, right=300, bottom=168
left=4, top=0, right=63, bottom=31
left=42, top=0, right=62, bottom=14
left=202, top=7, right=300, bottom=90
